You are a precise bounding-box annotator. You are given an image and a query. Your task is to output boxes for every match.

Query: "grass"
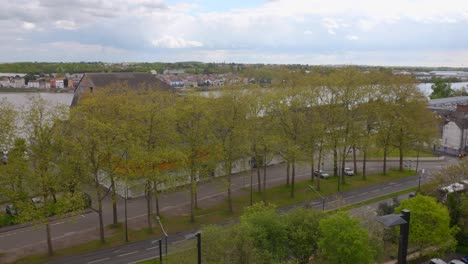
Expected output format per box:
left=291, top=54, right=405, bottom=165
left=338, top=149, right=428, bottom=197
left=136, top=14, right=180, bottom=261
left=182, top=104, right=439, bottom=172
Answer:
left=8, top=169, right=416, bottom=264
left=366, top=148, right=436, bottom=158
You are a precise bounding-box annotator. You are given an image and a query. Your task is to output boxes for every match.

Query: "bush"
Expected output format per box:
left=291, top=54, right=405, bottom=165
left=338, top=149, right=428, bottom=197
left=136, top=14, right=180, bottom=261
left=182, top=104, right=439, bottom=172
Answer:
left=0, top=212, right=15, bottom=227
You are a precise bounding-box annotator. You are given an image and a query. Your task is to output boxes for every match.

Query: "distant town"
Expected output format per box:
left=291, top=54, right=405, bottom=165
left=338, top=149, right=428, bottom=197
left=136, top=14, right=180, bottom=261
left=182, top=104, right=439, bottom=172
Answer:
left=0, top=62, right=467, bottom=92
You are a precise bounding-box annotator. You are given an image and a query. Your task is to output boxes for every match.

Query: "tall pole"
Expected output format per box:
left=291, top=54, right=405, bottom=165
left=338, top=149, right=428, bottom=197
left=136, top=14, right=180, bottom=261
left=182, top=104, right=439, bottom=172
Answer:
left=308, top=185, right=325, bottom=211
left=398, top=210, right=411, bottom=264
left=159, top=239, right=163, bottom=264
left=196, top=233, right=201, bottom=264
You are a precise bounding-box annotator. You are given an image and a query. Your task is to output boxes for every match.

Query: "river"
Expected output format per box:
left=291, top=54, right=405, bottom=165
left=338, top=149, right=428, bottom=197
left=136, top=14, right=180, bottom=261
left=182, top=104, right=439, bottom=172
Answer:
left=0, top=92, right=74, bottom=108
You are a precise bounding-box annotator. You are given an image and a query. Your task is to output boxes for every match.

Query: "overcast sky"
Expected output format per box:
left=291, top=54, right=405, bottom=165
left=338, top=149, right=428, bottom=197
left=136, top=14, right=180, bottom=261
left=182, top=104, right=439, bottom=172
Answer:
left=0, top=0, right=467, bottom=66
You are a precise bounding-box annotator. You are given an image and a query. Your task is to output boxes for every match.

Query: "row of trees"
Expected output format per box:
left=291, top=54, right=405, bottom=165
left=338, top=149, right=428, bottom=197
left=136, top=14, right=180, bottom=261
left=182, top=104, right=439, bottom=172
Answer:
left=0, top=67, right=438, bottom=256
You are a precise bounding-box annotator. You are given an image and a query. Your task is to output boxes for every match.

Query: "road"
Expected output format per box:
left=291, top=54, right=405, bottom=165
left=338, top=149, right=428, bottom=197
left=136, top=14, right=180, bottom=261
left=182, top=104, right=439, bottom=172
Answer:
left=0, top=157, right=457, bottom=263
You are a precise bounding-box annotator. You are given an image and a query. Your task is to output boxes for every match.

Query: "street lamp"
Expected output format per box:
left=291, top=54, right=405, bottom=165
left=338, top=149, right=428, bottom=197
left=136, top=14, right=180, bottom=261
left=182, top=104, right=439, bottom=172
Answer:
left=308, top=185, right=325, bottom=211
left=376, top=209, right=411, bottom=264
left=156, top=215, right=168, bottom=262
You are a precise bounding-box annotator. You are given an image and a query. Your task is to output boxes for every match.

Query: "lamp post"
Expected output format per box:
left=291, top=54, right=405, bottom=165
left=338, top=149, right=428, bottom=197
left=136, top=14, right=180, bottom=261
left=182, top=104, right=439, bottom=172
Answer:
left=308, top=185, right=325, bottom=211
left=151, top=239, right=163, bottom=264
left=124, top=185, right=128, bottom=242
left=156, top=215, right=168, bottom=262
left=376, top=209, right=411, bottom=264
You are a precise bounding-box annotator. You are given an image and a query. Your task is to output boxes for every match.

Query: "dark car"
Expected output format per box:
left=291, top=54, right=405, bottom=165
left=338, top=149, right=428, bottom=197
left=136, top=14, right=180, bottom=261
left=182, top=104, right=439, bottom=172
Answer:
left=460, top=256, right=468, bottom=264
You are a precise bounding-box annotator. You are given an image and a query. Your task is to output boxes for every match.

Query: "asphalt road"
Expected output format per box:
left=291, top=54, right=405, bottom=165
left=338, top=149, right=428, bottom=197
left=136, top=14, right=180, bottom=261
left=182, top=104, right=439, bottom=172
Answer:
left=0, top=156, right=457, bottom=263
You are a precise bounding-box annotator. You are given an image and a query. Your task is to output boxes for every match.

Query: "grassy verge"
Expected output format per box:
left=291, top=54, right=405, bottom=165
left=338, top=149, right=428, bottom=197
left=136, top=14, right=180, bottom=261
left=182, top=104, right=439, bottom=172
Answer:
left=9, top=169, right=416, bottom=264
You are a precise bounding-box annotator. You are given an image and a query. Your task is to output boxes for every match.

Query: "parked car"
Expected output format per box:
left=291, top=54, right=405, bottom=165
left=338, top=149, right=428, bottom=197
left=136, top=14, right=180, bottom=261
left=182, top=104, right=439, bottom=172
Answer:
left=429, top=258, right=447, bottom=264
left=461, top=256, right=468, bottom=264
left=314, top=170, right=330, bottom=179
left=344, top=167, right=354, bottom=176
left=5, top=204, right=17, bottom=216
left=449, top=260, right=465, bottom=264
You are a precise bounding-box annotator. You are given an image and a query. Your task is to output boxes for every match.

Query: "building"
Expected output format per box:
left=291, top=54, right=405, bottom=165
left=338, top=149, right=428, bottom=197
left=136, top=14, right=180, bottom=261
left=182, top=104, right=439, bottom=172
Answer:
left=429, top=97, right=468, bottom=155
left=71, top=72, right=172, bottom=106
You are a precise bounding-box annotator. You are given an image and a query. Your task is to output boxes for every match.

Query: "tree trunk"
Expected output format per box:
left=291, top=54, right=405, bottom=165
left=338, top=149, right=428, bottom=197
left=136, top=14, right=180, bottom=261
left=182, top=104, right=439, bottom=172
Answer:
left=362, top=150, right=367, bottom=180
left=290, top=158, right=296, bottom=198
left=353, top=145, right=357, bottom=176
left=110, top=175, right=118, bottom=225
left=383, top=146, right=388, bottom=175
left=145, top=181, right=152, bottom=232
left=341, top=146, right=347, bottom=185
left=256, top=164, right=261, bottom=193
left=286, top=161, right=290, bottom=185
left=154, top=183, right=160, bottom=217
left=263, top=160, right=267, bottom=204
left=333, top=146, right=338, bottom=177
left=399, top=146, right=404, bottom=171
left=317, top=146, right=323, bottom=191
left=94, top=173, right=105, bottom=244
left=227, top=163, right=233, bottom=213
left=310, top=150, right=315, bottom=182
left=46, top=220, right=53, bottom=256
left=190, top=167, right=196, bottom=223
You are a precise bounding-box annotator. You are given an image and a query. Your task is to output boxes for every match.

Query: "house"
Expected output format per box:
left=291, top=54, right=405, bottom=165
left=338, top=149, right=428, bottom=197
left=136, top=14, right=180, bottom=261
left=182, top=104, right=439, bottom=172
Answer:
left=71, top=72, right=172, bottom=106
left=430, top=97, right=468, bottom=155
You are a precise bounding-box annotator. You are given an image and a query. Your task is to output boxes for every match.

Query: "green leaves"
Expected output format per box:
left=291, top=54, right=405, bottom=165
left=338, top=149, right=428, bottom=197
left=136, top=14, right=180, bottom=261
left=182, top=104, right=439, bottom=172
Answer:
left=395, top=195, right=459, bottom=253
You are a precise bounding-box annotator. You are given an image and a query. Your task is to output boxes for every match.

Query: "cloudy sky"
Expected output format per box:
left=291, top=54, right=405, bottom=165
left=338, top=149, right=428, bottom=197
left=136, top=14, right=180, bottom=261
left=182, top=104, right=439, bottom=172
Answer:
left=0, top=0, right=467, bottom=66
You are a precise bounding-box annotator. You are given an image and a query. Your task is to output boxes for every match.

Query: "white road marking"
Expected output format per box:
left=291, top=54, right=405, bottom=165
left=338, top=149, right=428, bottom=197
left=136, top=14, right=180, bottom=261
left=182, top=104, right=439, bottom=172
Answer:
left=64, top=232, right=75, bottom=237
left=146, top=246, right=159, bottom=250
left=371, top=189, right=379, bottom=193
left=51, top=221, right=64, bottom=226
left=394, top=183, right=402, bottom=187
left=87, top=257, right=110, bottom=264
left=383, top=186, right=391, bottom=190
left=118, top=251, right=138, bottom=257
left=358, top=192, right=368, bottom=196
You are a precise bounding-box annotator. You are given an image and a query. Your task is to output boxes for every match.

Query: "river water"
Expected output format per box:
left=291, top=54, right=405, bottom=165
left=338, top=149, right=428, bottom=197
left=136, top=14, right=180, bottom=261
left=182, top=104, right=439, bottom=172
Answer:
left=0, top=93, right=74, bottom=108
left=2, top=83, right=468, bottom=108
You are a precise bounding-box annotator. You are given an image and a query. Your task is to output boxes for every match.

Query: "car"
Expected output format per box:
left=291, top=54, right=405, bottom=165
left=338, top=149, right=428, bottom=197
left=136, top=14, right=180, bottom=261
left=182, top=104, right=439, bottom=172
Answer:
left=5, top=204, right=17, bottom=216
left=429, top=258, right=447, bottom=264
left=461, top=256, right=468, bottom=264
left=314, top=170, right=330, bottom=179
left=344, top=167, right=354, bottom=176
left=449, top=260, right=465, bottom=264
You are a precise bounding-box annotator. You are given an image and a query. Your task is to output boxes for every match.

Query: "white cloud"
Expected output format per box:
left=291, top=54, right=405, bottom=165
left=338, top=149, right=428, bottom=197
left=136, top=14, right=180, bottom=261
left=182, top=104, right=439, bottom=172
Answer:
left=151, top=35, right=203, bottom=48
left=346, top=35, right=359, bottom=41
left=322, top=18, right=339, bottom=35
left=303, top=30, right=313, bottom=35
left=22, top=22, right=36, bottom=30
left=55, top=20, right=77, bottom=30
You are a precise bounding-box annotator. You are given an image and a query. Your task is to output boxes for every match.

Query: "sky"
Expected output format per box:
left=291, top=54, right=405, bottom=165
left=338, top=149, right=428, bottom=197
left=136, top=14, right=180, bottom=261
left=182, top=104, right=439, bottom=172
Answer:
left=0, top=0, right=467, bottom=66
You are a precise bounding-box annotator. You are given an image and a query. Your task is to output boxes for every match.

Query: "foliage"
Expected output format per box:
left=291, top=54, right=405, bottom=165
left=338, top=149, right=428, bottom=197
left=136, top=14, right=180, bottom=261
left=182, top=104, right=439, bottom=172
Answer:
left=283, top=208, right=325, bottom=263
left=239, top=203, right=288, bottom=263
left=430, top=77, right=454, bottom=99
left=395, top=195, right=459, bottom=253
left=318, top=211, right=375, bottom=264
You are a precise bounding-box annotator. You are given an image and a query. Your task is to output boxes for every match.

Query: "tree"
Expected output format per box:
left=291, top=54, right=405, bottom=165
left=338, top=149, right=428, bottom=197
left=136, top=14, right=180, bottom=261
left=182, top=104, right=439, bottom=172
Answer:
left=395, top=195, right=459, bottom=254
left=19, top=96, right=85, bottom=256
left=430, top=77, right=454, bottom=99
left=239, top=203, right=288, bottom=263
left=318, top=211, right=375, bottom=264
left=284, top=208, right=325, bottom=264
left=130, top=89, right=178, bottom=229
left=211, top=86, right=250, bottom=213
left=175, top=94, right=214, bottom=222
left=0, top=98, right=18, bottom=151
